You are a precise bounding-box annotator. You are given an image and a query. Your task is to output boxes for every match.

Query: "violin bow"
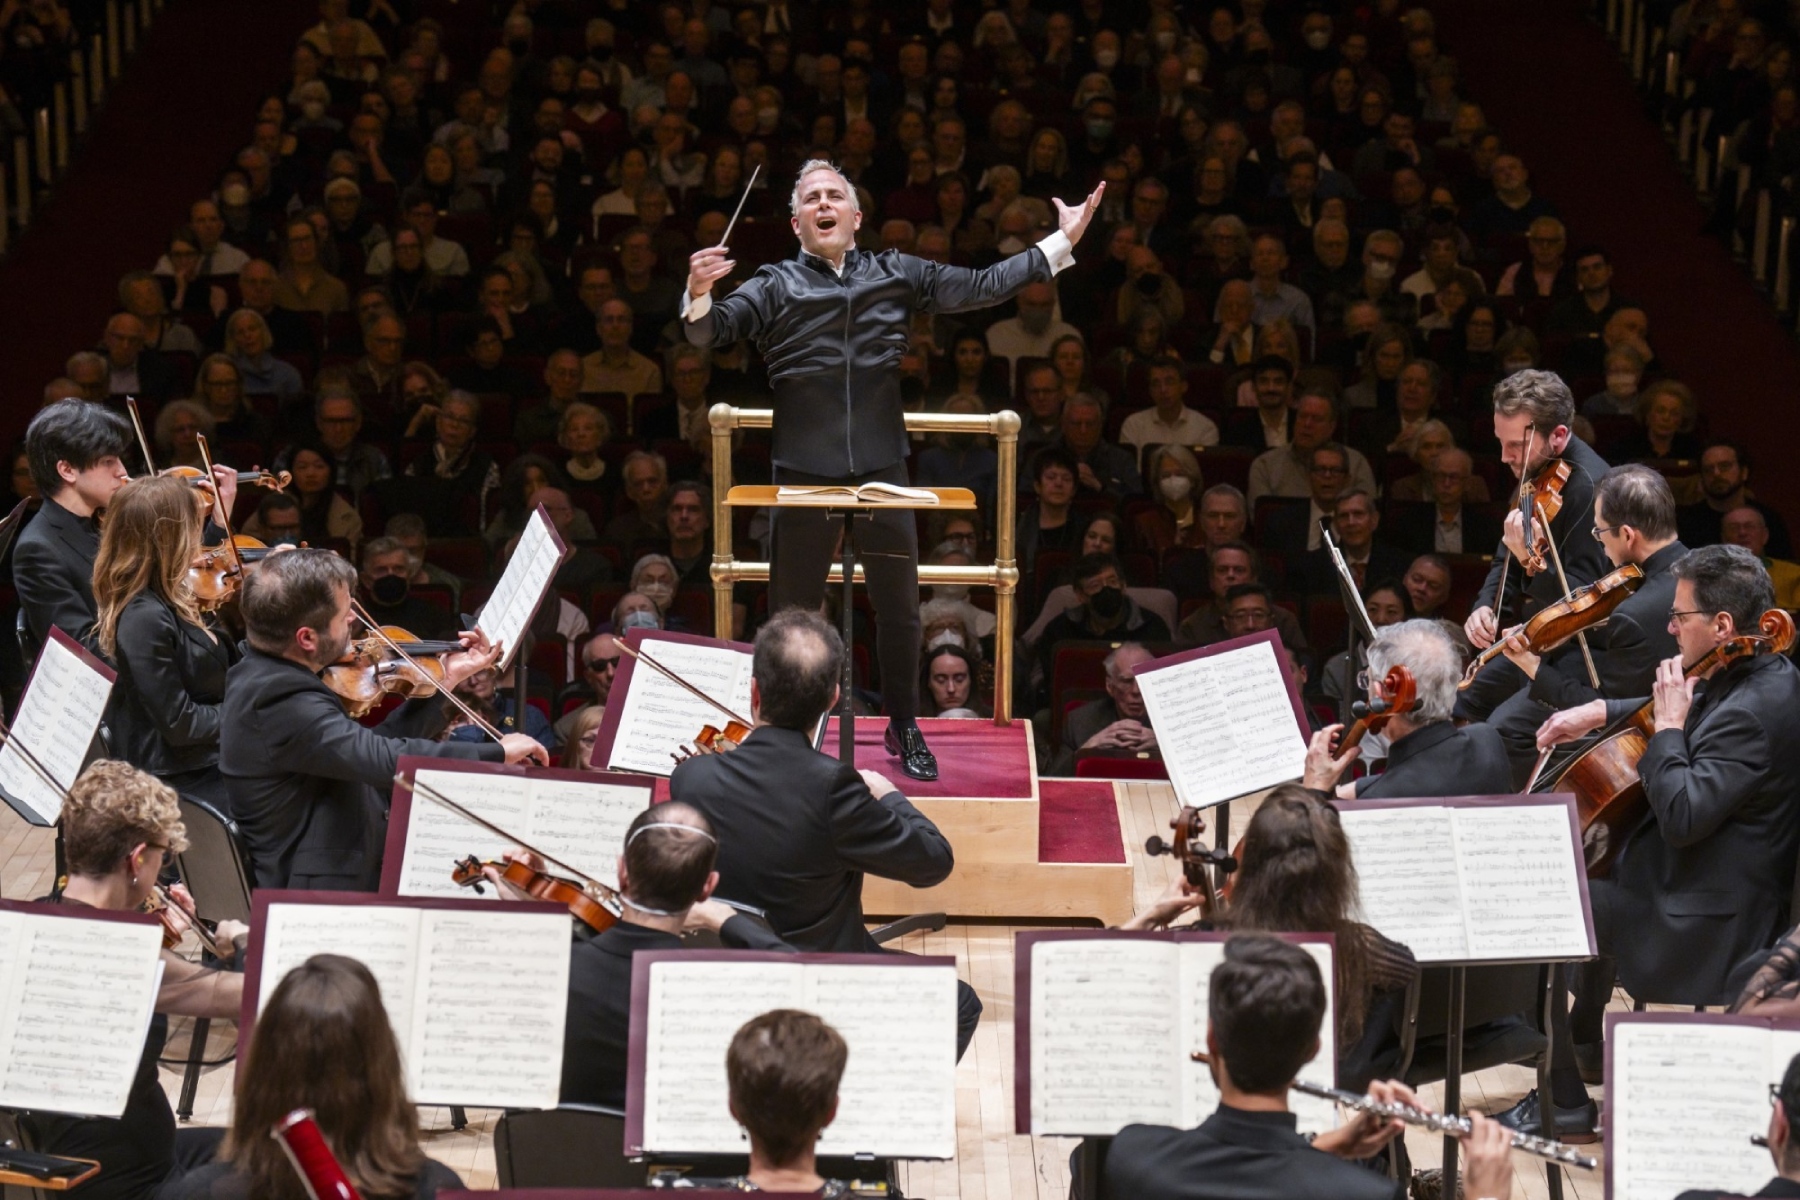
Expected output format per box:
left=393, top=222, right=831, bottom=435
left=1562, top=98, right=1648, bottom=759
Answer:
left=1530, top=489, right=1603, bottom=691
left=0, top=715, right=222, bottom=954
left=347, top=601, right=511, bottom=744
left=125, top=396, right=157, bottom=474
left=617, top=640, right=753, bottom=728
left=393, top=773, right=622, bottom=912
left=194, top=433, right=247, bottom=582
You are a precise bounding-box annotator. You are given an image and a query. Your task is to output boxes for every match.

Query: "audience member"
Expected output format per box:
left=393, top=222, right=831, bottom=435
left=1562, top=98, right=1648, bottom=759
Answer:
left=1290, top=491, right=1414, bottom=598
left=1678, top=441, right=1793, bottom=557
left=1049, top=642, right=1159, bottom=774
left=1246, top=391, right=1378, bottom=504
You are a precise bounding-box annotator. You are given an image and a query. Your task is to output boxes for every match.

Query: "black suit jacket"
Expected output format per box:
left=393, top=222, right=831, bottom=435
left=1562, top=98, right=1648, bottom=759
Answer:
left=218, top=647, right=503, bottom=890
left=1259, top=498, right=1316, bottom=566
left=104, top=594, right=238, bottom=780
left=1600, top=653, right=1800, bottom=1003
left=1354, top=719, right=1515, bottom=799
left=1388, top=502, right=1503, bottom=558
left=669, top=725, right=954, bottom=951
left=13, top=496, right=100, bottom=649
left=1677, top=1179, right=1800, bottom=1199
left=1101, top=1105, right=1405, bottom=1200
left=1476, top=435, right=1611, bottom=618
left=1528, top=541, right=1685, bottom=710
left=560, top=915, right=795, bottom=1109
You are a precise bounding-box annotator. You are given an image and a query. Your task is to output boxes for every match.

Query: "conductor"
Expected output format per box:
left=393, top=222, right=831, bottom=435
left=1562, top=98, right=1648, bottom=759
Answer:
left=683, top=162, right=1105, bottom=780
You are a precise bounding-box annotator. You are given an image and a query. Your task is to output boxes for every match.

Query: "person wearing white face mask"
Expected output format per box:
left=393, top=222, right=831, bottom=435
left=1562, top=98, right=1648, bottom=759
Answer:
left=609, top=591, right=663, bottom=635
left=921, top=542, right=996, bottom=644
left=1133, top=445, right=1209, bottom=555
left=1581, top=344, right=1647, bottom=417
left=629, top=553, right=681, bottom=621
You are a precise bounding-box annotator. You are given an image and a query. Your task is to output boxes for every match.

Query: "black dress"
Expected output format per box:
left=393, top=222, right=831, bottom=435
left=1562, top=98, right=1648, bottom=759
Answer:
left=104, top=594, right=238, bottom=811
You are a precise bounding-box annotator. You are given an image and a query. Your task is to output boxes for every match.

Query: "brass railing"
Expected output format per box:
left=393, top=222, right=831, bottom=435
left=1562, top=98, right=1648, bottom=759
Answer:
left=707, top=403, right=1022, bottom=722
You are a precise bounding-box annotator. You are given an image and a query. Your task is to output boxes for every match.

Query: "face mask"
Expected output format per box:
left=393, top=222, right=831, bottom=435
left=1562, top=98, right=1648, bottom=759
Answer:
left=1088, top=585, right=1125, bottom=619
left=1094, top=48, right=1119, bottom=69
left=997, top=235, right=1026, bottom=255
left=1019, top=307, right=1052, bottom=335
left=1428, top=205, right=1457, bottom=224
left=270, top=533, right=300, bottom=547
left=1136, top=272, right=1162, bottom=296
left=619, top=608, right=661, bottom=631
left=1086, top=118, right=1114, bottom=140
left=591, top=43, right=613, bottom=60
left=370, top=575, right=410, bottom=606
left=576, top=87, right=602, bottom=103
left=1154, top=32, right=1176, bottom=51
left=1366, top=259, right=1395, bottom=281
left=1504, top=357, right=1534, bottom=372
left=1160, top=476, right=1193, bottom=502
left=1607, top=372, right=1638, bottom=396
left=1186, top=66, right=1203, bottom=84
left=1305, top=29, right=1332, bottom=49
left=757, top=106, right=780, bottom=125
left=638, top=582, right=674, bottom=607
left=301, top=100, right=327, bottom=122
left=933, top=585, right=970, bottom=603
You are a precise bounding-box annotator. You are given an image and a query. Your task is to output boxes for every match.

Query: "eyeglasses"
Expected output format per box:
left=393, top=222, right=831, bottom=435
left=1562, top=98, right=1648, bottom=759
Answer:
left=1668, top=608, right=1713, bottom=623
left=1591, top=524, right=1619, bottom=541
left=585, top=658, right=620, bottom=673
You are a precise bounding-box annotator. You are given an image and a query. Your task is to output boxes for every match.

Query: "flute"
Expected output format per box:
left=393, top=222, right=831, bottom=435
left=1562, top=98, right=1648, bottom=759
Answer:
left=1291, top=1079, right=1599, bottom=1170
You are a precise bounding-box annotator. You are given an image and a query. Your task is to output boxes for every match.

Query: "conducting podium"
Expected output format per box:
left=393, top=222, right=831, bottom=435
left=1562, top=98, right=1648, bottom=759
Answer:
left=723, top=482, right=974, bottom=763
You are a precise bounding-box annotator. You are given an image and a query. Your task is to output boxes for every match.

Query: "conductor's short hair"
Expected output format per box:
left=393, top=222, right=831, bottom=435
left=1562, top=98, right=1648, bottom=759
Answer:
left=26, top=398, right=128, bottom=498
left=241, top=548, right=358, bottom=655
left=1209, top=933, right=1327, bottom=1093
left=752, top=608, right=844, bottom=731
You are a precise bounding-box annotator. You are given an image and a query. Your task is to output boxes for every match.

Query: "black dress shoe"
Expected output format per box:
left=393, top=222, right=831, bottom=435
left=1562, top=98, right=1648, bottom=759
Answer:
left=1493, top=1089, right=1599, bottom=1143
left=884, top=723, right=938, bottom=781
left=1574, top=1039, right=1604, bottom=1086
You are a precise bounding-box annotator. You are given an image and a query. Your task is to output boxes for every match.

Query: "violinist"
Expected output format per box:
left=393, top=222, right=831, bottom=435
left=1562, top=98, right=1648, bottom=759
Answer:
left=486, top=803, right=795, bottom=1109
left=218, top=549, right=549, bottom=892
left=1456, top=370, right=1610, bottom=723
left=14, top=398, right=133, bottom=648
left=1489, top=465, right=1685, bottom=782
left=92, top=475, right=240, bottom=810
left=1302, top=619, right=1513, bottom=800
left=28, top=762, right=247, bottom=1200
left=1513, top=545, right=1800, bottom=1142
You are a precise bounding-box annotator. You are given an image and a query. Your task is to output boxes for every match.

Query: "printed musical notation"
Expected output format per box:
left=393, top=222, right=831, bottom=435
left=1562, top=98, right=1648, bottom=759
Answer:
left=477, top=509, right=564, bottom=671
left=605, top=639, right=753, bottom=777
left=255, top=900, right=571, bottom=1109
left=0, top=907, right=162, bottom=1117
left=1135, top=640, right=1307, bottom=809
left=0, top=633, right=114, bottom=825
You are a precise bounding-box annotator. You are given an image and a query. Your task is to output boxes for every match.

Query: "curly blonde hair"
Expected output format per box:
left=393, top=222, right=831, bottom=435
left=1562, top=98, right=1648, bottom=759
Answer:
left=60, top=760, right=188, bottom=878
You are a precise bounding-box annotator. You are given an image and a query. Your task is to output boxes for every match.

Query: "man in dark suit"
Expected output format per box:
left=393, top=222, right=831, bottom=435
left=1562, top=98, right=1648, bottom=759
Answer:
left=1457, top=370, right=1611, bottom=723
left=1388, top=449, right=1501, bottom=556
left=1099, top=934, right=1514, bottom=1200
left=1489, top=465, right=1685, bottom=783
left=218, top=550, right=549, bottom=891
left=554, top=803, right=794, bottom=1109
left=1303, top=619, right=1514, bottom=800
left=1288, top=491, right=1413, bottom=600
left=13, top=399, right=133, bottom=650
left=669, top=608, right=982, bottom=1056
left=684, top=159, right=1105, bottom=781
left=1518, top=545, right=1800, bottom=1140
left=1048, top=643, right=1158, bottom=775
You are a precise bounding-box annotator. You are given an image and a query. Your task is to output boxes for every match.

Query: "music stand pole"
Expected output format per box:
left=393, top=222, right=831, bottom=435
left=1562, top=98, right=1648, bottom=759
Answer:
left=839, top=510, right=857, bottom=763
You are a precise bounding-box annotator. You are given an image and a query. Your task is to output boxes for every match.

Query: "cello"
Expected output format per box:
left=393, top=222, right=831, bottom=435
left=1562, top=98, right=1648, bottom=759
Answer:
left=1144, top=806, right=1234, bottom=919
left=1544, top=607, right=1797, bottom=877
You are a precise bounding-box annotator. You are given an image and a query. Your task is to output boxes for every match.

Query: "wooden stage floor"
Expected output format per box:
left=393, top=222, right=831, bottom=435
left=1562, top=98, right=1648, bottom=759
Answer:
left=1, top=781, right=1632, bottom=1199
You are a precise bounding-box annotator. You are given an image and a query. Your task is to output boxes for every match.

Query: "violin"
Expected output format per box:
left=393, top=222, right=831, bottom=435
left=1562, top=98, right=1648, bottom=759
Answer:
left=1459, top=564, right=1645, bottom=689
left=321, top=624, right=466, bottom=718
left=1515, top=456, right=1572, bottom=576
left=164, top=464, right=291, bottom=513
left=616, top=640, right=757, bottom=762
left=1545, top=607, right=1797, bottom=877
left=1144, top=806, right=1234, bottom=919
left=452, top=855, right=620, bottom=934
left=144, top=884, right=223, bottom=957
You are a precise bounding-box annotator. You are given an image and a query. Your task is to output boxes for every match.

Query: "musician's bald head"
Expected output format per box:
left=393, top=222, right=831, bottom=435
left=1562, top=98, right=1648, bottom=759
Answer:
left=620, top=802, right=718, bottom=912
left=752, top=608, right=844, bottom=731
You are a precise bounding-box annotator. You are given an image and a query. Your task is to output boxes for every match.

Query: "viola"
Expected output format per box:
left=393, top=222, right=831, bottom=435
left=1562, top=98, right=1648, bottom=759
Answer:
left=1333, top=664, right=1418, bottom=762
left=272, top=1108, right=363, bottom=1200
left=1545, top=607, right=1797, bottom=877
left=1459, top=564, right=1645, bottom=689
left=1144, top=806, right=1233, bottom=918
left=451, top=855, right=620, bottom=934
left=320, top=625, right=465, bottom=718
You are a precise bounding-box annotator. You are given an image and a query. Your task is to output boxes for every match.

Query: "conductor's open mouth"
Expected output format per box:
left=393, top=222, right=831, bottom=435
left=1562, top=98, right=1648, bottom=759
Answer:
left=816, top=215, right=837, bottom=230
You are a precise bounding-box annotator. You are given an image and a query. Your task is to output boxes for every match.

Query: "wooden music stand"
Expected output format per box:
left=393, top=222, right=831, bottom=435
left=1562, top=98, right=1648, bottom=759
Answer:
left=725, top=485, right=976, bottom=764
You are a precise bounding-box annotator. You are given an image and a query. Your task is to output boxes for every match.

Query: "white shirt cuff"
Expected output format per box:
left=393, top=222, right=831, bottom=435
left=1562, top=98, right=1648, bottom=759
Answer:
left=681, top=289, right=712, bottom=322
left=1036, top=229, right=1075, bottom=275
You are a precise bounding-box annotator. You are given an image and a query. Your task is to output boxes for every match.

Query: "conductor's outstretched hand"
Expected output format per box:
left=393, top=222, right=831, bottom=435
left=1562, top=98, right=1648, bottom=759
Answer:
left=1054, top=182, right=1106, bottom=246
left=687, top=244, right=735, bottom=301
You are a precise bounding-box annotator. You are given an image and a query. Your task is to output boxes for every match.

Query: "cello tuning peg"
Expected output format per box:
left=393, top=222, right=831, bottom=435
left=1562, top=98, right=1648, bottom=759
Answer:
left=1144, top=835, right=1169, bottom=856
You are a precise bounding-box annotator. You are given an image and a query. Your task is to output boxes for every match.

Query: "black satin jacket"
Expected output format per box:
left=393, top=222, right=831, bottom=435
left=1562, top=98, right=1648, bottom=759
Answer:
left=685, top=244, right=1055, bottom=477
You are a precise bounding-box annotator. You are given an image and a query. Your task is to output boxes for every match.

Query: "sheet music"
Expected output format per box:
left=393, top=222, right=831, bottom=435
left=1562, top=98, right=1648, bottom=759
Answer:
left=638, top=958, right=960, bottom=1157
left=803, top=965, right=958, bottom=1158
left=1136, top=641, right=1306, bottom=808
left=1452, top=805, right=1591, bottom=960
left=410, top=910, right=570, bottom=1108
left=605, top=640, right=752, bottom=777
left=477, top=508, right=563, bottom=670
left=1611, top=1021, right=1769, bottom=1200
left=1025, top=937, right=1335, bottom=1137
left=395, top=768, right=646, bottom=898
left=641, top=959, right=802, bottom=1152
left=1338, top=808, right=1472, bottom=961
left=255, top=901, right=571, bottom=1109
left=0, top=634, right=114, bottom=824
left=0, top=909, right=163, bottom=1117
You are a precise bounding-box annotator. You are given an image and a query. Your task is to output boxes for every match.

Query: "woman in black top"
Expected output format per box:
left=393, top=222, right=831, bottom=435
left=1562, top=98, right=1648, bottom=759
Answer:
left=93, top=474, right=239, bottom=811
left=159, top=954, right=462, bottom=1200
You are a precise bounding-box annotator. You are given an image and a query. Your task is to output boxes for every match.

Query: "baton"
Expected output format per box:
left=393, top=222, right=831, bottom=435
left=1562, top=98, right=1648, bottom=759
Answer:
left=717, top=162, right=762, bottom=247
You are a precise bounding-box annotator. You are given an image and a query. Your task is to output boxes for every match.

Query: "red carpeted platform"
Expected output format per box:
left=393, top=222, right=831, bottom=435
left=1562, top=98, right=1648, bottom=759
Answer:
left=820, top=717, right=1036, bottom=799
left=1037, top=780, right=1127, bottom=865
